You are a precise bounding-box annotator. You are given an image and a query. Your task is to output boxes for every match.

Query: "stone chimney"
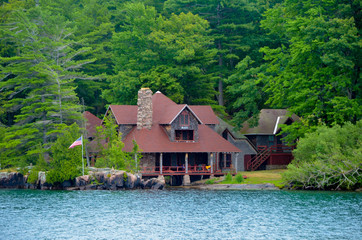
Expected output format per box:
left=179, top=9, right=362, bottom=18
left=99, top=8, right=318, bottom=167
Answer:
left=137, top=88, right=153, bottom=130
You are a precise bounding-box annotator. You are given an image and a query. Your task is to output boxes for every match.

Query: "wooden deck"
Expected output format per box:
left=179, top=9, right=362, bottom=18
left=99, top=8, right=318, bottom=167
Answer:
left=141, top=165, right=234, bottom=177
left=246, top=144, right=294, bottom=171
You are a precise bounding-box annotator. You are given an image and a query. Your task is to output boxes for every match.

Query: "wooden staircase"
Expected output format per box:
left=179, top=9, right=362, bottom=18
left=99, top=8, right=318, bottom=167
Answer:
left=246, top=146, right=271, bottom=171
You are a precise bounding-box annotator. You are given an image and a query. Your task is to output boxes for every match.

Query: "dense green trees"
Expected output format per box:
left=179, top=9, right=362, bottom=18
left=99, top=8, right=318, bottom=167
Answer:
left=0, top=0, right=361, bottom=187
left=103, top=2, right=216, bottom=105
left=261, top=0, right=361, bottom=134
left=224, top=0, right=361, bottom=138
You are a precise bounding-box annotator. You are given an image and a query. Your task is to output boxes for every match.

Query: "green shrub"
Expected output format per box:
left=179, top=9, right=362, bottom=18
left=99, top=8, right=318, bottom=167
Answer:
left=283, top=121, right=362, bottom=190
left=235, top=173, right=244, bottom=183
left=46, top=123, right=82, bottom=185
left=27, top=170, right=39, bottom=184
left=225, top=173, right=232, bottom=182
left=164, top=176, right=171, bottom=185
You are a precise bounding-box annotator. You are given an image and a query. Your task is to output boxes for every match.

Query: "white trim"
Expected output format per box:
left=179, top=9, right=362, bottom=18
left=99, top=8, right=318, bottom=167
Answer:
left=169, top=105, right=203, bottom=125
left=101, top=105, right=112, bottom=124
left=102, top=105, right=121, bottom=125
left=273, top=116, right=281, bottom=135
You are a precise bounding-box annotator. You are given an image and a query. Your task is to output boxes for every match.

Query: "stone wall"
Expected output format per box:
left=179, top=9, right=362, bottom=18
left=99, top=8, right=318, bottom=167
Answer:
left=119, top=124, right=134, bottom=138
left=170, top=109, right=199, bottom=142
left=140, top=153, right=156, bottom=168
left=137, top=88, right=153, bottom=130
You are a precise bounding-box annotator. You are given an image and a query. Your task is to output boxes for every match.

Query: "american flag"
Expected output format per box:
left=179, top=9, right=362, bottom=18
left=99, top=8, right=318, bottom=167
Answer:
left=69, top=136, right=82, bottom=149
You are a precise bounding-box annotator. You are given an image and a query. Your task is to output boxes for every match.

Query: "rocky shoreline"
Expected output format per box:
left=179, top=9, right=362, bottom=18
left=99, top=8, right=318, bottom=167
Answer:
left=0, top=169, right=165, bottom=190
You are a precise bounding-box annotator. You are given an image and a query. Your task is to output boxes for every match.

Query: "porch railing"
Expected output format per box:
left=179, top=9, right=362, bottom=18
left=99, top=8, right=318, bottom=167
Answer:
left=141, top=164, right=234, bottom=175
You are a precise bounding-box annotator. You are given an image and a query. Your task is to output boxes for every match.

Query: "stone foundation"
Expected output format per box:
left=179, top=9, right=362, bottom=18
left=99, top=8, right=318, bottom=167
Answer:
left=183, top=175, right=191, bottom=186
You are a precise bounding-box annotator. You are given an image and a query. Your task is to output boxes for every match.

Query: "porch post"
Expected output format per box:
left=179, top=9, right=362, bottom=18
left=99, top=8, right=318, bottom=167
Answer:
left=185, top=153, right=188, bottom=174
left=235, top=153, right=238, bottom=173
left=224, top=153, right=227, bottom=169
left=216, top=152, right=219, bottom=171
left=210, top=153, right=214, bottom=174
left=160, top=153, right=163, bottom=174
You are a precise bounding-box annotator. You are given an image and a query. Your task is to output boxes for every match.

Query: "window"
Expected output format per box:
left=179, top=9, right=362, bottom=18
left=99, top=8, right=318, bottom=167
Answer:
left=180, top=111, right=189, bottom=125
left=175, top=130, right=194, bottom=141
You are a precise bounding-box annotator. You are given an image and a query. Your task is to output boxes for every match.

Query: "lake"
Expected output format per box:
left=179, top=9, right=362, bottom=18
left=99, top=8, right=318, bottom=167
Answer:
left=0, top=189, right=361, bottom=240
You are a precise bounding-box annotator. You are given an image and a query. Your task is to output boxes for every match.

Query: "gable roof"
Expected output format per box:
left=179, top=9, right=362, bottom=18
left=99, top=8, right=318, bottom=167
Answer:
left=105, top=105, right=138, bottom=125
left=189, top=106, right=219, bottom=125
left=240, top=109, right=300, bottom=135
left=214, top=117, right=246, bottom=139
left=122, top=124, right=241, bottom=153
left=84, top=111, right=102, bottom=137
left=167, top=105, right=203, bottom=125
left=106, top=91, right=219, bottom=125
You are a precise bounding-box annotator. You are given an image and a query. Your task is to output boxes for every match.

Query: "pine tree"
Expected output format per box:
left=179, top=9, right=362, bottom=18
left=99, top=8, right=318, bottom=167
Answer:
left=0, top=2, right=95, bottom=165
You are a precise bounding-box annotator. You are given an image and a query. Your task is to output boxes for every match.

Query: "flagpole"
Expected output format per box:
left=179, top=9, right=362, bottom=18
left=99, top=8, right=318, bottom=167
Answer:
left=81, top=135, right=84, bottom=176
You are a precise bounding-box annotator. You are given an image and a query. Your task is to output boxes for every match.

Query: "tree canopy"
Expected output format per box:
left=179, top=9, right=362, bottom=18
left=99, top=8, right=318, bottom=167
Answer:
left=0, top=0, right=360, bottom=183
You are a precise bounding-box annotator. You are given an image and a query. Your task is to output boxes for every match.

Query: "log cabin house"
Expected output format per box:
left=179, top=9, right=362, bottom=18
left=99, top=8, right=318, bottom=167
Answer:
left=84, top=89, right=299, bottom=184
left=240, top=109, right=299, bottom=171
left=102, top=88, right=241, bottom=185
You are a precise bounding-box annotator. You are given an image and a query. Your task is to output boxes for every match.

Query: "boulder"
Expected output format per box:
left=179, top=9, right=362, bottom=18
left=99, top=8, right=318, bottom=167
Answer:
left=75, top=175, right=90, bottom=187
left=37, top=172, right=53, bottom=190
left=126, top=173, right=139, bottom=189
left=108, top=172, right=125, bottom=189
left=142, top=176, right=165, bottom=190
left=0, top=172, right=25, bottom=188
left=151, top=176, right=165, bottom=190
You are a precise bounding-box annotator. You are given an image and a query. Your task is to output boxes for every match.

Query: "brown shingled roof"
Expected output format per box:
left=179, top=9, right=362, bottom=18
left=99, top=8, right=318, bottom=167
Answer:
left=107, top=105, right=137, bottom=125
left=84, top=111, right=102, bottom=137
left=190, top=106, right=219, bottom=125
left=122, top=124, right=241, bottom=153
left=107, top=91, right=218, bottom=125
left=240, top=109, right=300, bottom=135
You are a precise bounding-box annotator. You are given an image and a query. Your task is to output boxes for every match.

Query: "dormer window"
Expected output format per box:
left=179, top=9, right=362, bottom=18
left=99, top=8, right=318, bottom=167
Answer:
left=175, top=130, right=194, bottom=141
left=180, top=111, right=189, bottom=126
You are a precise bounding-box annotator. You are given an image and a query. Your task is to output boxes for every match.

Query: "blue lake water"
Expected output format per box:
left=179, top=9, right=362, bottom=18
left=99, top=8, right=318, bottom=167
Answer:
left=0, top=189, right=361, bottom=240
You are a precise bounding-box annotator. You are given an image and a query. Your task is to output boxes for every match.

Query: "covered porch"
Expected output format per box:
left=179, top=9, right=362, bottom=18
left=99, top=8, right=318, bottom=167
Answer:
left=140, top=152, right=238, bottom=177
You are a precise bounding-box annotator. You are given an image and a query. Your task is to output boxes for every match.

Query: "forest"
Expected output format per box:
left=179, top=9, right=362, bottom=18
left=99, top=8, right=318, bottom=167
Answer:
left=0, top=0, right=361, bottom=189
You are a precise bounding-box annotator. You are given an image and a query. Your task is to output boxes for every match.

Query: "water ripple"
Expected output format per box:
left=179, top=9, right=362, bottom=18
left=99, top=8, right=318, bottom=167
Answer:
left=0, top=189, right=361, bottom=240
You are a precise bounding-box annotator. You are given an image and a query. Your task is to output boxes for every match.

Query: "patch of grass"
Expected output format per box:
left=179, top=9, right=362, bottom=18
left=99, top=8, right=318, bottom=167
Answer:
left=205, top=178, right=216, bottom=184
left=218, top=169, right=286, bottom=188
left=0, top=167, right=18, bottom=173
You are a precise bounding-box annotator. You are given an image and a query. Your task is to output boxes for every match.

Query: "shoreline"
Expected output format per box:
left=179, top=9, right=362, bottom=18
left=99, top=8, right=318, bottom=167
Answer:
left=183, top=183, right=280, bottom=190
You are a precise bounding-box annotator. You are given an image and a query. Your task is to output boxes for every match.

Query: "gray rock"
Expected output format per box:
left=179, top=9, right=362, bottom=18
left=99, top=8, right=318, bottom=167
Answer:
left=75, top=175, right=90, bottom=187
left=0, top=172, right=25, bottom=188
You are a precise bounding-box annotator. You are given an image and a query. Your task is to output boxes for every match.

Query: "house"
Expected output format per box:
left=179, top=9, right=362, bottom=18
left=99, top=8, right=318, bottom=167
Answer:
left=103, top=88, right=241, bottom=185
left=239, top=109, right=299, bottom=171
left=214, top=117, right=257, bottom=171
